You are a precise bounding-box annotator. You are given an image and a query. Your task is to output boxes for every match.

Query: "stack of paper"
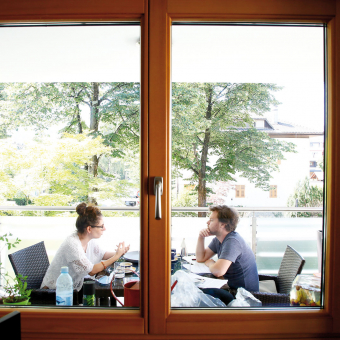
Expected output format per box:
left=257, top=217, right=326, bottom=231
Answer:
left=187, top=273, right=228, bottom=289
left=182, top=262, right=211, bottom=274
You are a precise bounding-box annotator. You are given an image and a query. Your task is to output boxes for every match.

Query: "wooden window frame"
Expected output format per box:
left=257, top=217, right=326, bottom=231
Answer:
left=1, top=0, right=340, bottom=339
left=0, top=0, right=149, bottom=338
left=149, top=0, right=339, bottom=338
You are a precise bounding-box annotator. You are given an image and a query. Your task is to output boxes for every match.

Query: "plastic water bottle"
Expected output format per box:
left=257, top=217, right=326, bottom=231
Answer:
left=56, top=266, right=73, bottom=306
left=181, top=238, right=187, bottom=257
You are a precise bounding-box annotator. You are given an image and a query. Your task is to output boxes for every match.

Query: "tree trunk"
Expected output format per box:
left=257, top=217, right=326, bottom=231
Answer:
left=90, top=82, right=100, bottom=132
left=88, top=82, right=100, bottom=204
left=198, top=128, right=210, bottom=217
left=197, top=86, right=213, bottom=217
left=76, top=104, right=82, bottom=134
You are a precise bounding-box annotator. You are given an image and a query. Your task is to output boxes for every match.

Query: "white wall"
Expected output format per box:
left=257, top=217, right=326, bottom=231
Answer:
left=227, top=138, right=311, bottom=207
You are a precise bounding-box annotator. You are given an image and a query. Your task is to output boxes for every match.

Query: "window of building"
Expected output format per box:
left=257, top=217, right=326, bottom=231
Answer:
left=269, top=185, right=277, bottom=198
left=235, top=185, right=245, bottom=198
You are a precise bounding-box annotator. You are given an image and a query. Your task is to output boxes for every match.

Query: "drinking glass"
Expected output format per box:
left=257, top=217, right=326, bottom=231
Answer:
left=114, top=262, right=125, bottom=279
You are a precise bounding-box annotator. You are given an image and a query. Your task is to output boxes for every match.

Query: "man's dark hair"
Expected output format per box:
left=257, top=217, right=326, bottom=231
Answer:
left=209, top=205, right=239, bottom=232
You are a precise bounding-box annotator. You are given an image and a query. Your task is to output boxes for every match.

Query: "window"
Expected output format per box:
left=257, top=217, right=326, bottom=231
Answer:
left=269, top=185, right=277, bottom=198
left=235, top=185, right=246, bottom=198
left=171, top=23, right=324, bottom=311
left=2, top=0, right=340, bottom=339
left=0, top=24, right=141, bottom=309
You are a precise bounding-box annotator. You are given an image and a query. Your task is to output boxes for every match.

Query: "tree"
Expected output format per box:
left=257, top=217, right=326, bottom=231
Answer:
left=172, top=82, right=296, bottom=213
left=0, top=82, right=140, bottom=203
left=0, top=132, right=136, bottom=208
left=172, top=185, right=198, bottom=217
left=287, top=177, right=323, bottom=217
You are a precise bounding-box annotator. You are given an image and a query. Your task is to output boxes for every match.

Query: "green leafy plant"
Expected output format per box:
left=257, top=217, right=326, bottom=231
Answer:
left=0, top=232, right=20, bottom=278
left=83, top=294, right=95, bottom=306
left=2, top=273, right=31, bottom=303
left=0, top=233, right=30, bottom=304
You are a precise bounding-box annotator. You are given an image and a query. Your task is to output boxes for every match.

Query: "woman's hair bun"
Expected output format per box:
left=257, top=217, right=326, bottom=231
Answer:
left=76, top=202, right=87, bottom=216
left=75, top=203, right=103, bottom=234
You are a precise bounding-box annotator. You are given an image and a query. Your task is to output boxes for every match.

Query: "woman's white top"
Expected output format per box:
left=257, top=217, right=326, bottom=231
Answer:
left=41, top=232, right=106, bottom=291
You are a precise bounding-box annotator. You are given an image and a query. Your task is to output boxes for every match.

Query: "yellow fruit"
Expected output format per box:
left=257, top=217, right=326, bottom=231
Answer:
left=300, top=289, right=307, bottom=303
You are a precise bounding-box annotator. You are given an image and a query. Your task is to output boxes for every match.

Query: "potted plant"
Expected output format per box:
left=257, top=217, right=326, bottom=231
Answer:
left=2, top=273, right=31, bottom=305
left=0, top=232, right=28, bottom=305
left=0, top=232, right=20, bottom=283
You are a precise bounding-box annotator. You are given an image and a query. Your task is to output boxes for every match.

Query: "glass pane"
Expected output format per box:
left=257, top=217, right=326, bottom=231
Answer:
left=171, top=24, right=324, bottom=309
left=0, top=24, right=141, bottom=308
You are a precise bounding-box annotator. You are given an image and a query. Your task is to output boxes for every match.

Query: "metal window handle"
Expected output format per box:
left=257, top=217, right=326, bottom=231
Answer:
left=154, top=177, right=163, bottom=220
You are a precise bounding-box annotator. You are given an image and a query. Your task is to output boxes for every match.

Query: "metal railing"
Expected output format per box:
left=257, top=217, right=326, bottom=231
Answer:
left=0, top=205, right=323, bottom=256
left=0, top=205, right=323, bottom=212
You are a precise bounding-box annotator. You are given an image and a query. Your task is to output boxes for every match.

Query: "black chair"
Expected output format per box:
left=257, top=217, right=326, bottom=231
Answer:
left=251, top=245, right=305, bottom=306
left=0, top=311, right=21, bottom=340
left=8, top=241, right=79, bottom=305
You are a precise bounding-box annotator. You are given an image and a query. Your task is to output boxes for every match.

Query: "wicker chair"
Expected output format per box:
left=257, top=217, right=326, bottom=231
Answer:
left=251, top=245, right=305, bottom=307
left=8, top=241, right=79, bottom=305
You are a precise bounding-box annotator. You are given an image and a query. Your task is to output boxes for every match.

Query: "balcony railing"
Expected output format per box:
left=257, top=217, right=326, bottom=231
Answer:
left=0, top=206, right=323, bottom=277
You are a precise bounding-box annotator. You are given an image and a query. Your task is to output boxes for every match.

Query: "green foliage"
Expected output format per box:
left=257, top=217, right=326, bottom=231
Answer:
left=0, top=233, right=21, bottom=251
left=0, top=82, right=141, bottom=205
left=0, top=234, right=30, bottom=304
left=83, top=294, right=95, bottom=306
left=287, top=177, right=323, bottom=217
left=0, top=82, right=140, bottom=156
left=0, top=132, right=135, bottom=206
left=172, top=186, right=198, bottom=217
left=172, top=82, right=296, bottom=206
left=2, top=273, right=32, bottom=303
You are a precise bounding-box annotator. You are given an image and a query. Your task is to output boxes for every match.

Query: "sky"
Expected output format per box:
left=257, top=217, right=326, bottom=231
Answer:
left=0, top=24, right=325, bottom=131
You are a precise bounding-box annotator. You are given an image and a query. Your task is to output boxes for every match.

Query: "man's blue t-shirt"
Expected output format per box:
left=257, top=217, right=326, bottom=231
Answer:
left=208, top=231, right=259, bottom=291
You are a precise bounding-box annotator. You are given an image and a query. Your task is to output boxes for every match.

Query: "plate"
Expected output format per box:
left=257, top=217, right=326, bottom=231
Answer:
left=124, top=251, right=139, bottom=264
left=120, top=262, right=133, bottom=267
left=125, top=266, right=136, bottom=274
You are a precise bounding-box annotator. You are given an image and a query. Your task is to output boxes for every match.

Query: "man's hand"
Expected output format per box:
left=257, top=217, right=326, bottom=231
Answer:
left=199, top=227, right=212, bottom=238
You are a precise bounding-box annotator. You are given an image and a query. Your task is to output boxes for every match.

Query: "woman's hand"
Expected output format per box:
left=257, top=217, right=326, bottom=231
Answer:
left=116, top=242, right=130, bottom=256
left=115, top=242, right=126, bottom=257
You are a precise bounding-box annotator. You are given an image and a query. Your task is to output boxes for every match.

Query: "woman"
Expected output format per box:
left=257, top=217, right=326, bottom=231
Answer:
left=41, top=203, right=130, bottom=291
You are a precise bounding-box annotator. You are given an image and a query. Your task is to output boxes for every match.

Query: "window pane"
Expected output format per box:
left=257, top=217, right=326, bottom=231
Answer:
left=171, top=24, right=324, bottom=309
left=0, top=24, right=141, bottom=308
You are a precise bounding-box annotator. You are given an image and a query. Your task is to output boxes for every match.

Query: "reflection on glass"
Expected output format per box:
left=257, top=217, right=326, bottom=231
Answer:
left=171, top=24, right=324, bottom=309
left=0, top=25, right=141, bottom=308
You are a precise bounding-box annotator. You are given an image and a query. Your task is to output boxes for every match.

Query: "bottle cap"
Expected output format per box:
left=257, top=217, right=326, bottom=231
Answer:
left=61, top=266, right=69, bottom=273
left=83, top=281, right=95, bottom=295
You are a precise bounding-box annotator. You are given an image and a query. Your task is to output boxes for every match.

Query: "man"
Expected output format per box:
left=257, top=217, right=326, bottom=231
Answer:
left=196, top=205, right=259, bottom=293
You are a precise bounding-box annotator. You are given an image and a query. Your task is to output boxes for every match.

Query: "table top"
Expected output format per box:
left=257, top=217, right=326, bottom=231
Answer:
left=95, top=265, right=140, bottom=298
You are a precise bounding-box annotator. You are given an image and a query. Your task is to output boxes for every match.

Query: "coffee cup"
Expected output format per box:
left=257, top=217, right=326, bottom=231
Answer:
left=171, top=250, right=176, bottom=260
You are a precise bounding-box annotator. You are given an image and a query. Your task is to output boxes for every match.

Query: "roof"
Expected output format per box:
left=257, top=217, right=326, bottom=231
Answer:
left=252, top=115, right=324, bottom=138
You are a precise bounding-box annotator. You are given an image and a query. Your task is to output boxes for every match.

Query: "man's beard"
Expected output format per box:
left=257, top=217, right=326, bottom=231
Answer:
left=207, top=225, right=217, bottom=236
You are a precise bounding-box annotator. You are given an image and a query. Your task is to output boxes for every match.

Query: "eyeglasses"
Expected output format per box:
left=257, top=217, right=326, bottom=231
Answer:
left=90, top=225, right=105, bottom=229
